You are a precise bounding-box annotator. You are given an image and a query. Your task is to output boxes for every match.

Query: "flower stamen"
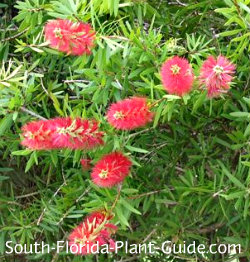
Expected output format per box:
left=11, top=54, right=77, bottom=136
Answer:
left=213, top=65, right=224, bottom=75
left=53, top=28, right=63, bottom=38
left=113, top=111, right=125, bottom=120
left=170, top=64, right=181, bottom=75
left=99, top=170, right=109, bottom=179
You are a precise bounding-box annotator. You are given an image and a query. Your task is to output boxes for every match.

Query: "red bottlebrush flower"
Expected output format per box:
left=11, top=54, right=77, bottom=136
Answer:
left=107, top=97, right=153, bottom=130
left=160, top=56, right=194, bottom=96
left=80, top=158, right=92, bottom=170
left=44, top=19, right=95, bottom=56
left=21, top=120, right=55, bottom=150
left=199, top=55, right=236, bottom=97
left=68, top=211, right=117, bottom=255
left=91, top=152, right=132, bottom=187
left=49, top=118, right=104, bottom=150
left=21, top=117, right=104, bottom=150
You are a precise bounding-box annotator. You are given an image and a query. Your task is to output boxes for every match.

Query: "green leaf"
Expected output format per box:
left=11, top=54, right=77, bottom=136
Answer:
left=220, top=191, right=245, bottom=200
left=219, top=29, right=242, bottom=37
left=113, top=0, right=119, bottom=16
left=12, top=149, right=32, bottom=156
left=0, top=176, right=9, bottom=181
left=120, top=198, right=141, bottom=215
left=115, top=205, right=130, bottom=227
left=25, top=152, right=37, bottom=173
left=239, top=2, right=250, bottom=14
left=243, top=196, right=249, bottom=220
left=50, top=93, right=64, bottom=116
left=218, top=161, right=246, bottom=190
left=125, top=145, right=149, bottom=154
left=0, top=114, right=13, bottom=136
left=162, top=95, right=181, bottom=100
left=153, top=101, right=164, bottom=128
left=230, top=112, right=250, bottom=118
left=122, top=188, right=138, bottom=194
left=192, top=92, right=207, bottom=113
left=30, top=47, right=44, bottom=53
left=215, top=7, right=234, bottom=14
left=66, top=214, right=84, bottom=218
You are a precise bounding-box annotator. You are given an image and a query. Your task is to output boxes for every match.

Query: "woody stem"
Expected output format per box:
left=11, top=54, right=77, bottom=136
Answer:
left=73, top=14, right=82, bottom=23
left=150, top=97, right=167, bottom=108
left=110, top=183, right=122, bottom=213
left=20, top=106, right=47, bottom=120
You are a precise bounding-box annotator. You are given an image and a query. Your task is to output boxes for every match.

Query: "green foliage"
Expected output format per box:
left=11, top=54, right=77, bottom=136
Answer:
left=215, top=0, right=250, bottom=58
left=0, top=0, right=250, bottom=262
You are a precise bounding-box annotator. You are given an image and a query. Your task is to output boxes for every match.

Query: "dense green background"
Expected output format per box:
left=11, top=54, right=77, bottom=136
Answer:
left=0, top=0, right=250, bottom=261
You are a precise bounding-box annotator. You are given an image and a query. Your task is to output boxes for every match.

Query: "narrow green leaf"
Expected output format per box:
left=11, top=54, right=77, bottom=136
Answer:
left=230, top=112, right=250, bottom=118
left=218, top=161, right=245, bottom=190
left=192, top=92, right=207, bottom=113
left=115, top=205, right=130, bottom=227
left=125, top=145, right=149, bottom=154
left=12, top=149, right=32, bottom=156
left=0, top=114, right=13, bottom=136
left=120, top=198, right=141, bottom=215
left=153, top=101, right=164, bottom=128
left=0, top=176, right=9, bottom=182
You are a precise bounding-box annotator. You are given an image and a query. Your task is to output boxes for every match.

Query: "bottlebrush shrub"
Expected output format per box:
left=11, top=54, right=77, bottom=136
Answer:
left=1, top=1, right=250, bottom=262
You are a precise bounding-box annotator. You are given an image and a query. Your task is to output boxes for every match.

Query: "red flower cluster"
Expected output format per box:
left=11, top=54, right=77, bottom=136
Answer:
left=160, top=56, right=194, bottom=96
left=160, top=55, right=235, bottom=98
left=44, top=19, right=95, bottom=55
left=107, top=97, right=153, bottom=130
left=80, top=158, right=92, bottom=170
left=21, top=117, right=104, bottom=150
left=68, top=211, right=117, bottom=255
left=91, top=152, right=132, bottom=187
left=199, top=55, right=235, bottom=97
left=21, top=120, right=55, bottom=150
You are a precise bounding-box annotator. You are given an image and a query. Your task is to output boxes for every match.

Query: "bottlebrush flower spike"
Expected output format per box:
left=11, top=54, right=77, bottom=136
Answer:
left=80, top=158, right=92, bottom=170
left=21, top=117, right=104, bottom=150
left=21, top=120, right=55, bottom=150
left=107, top=97, right=153, bottom=130
left=160, top=56, right=194, bottom=96
left=68, top=211, right=117, bottom=255
left=44, top=19, right=95, bottom=56
left=91, top=152, right=132, bottom=187
left=49, top=117, right=104, bottom=150
left=199, top=55, right=235, bottom=97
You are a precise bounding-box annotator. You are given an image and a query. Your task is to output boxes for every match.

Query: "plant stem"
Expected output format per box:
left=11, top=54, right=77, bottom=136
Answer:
left=110, top=183, right=122, bottom=213
left=1, top=28, right=29, bottom=42
left=150, top=97, right=167, bottom=108
left=20, top=106, right=47, bottom=120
